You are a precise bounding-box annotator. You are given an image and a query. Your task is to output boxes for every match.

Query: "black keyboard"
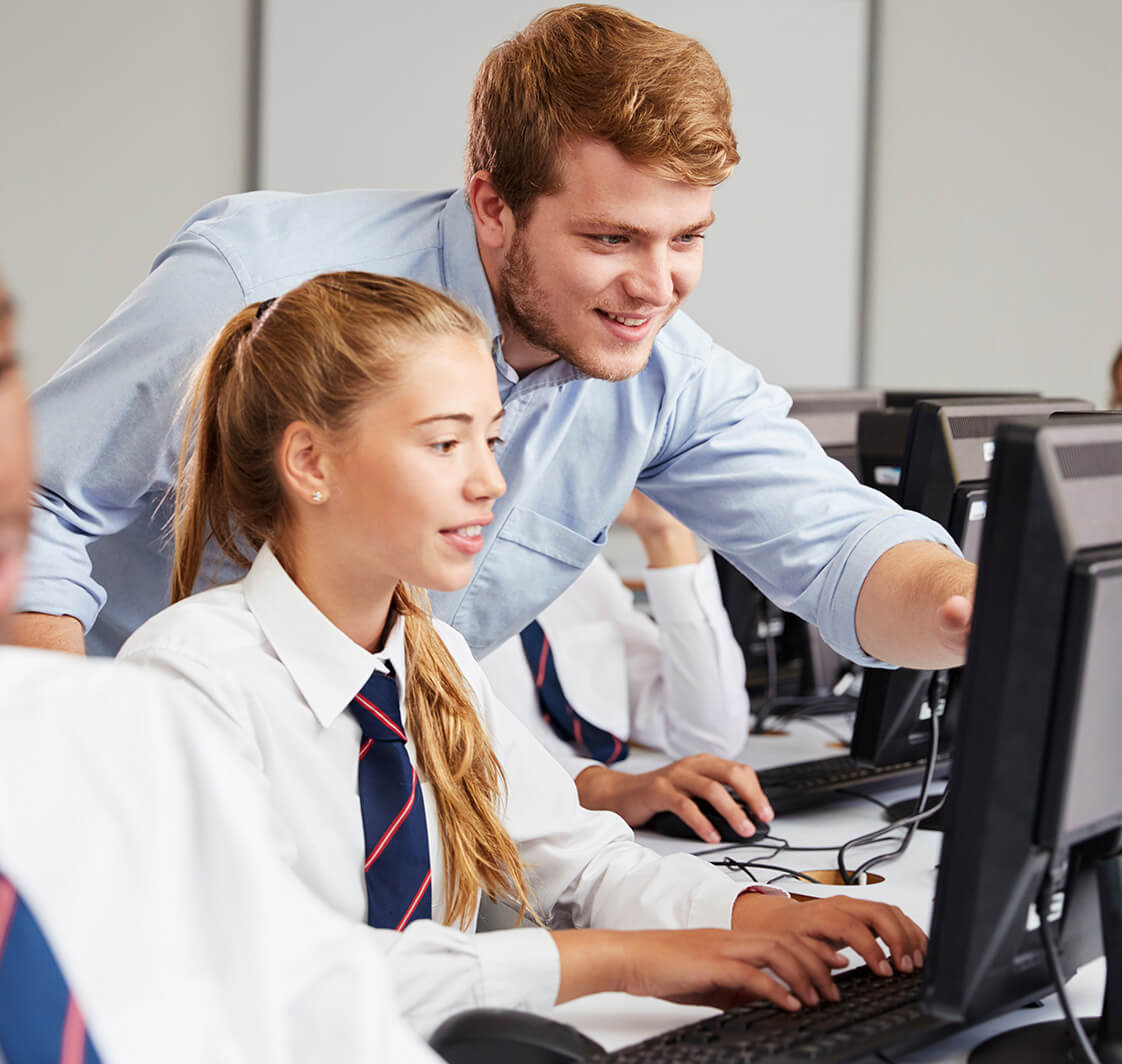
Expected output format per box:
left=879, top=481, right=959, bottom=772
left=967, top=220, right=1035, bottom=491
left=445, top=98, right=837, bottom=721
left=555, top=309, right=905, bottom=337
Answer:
left=755, top=754, right=949, bottom=815
left=593, top=966, right=947, bottom=1063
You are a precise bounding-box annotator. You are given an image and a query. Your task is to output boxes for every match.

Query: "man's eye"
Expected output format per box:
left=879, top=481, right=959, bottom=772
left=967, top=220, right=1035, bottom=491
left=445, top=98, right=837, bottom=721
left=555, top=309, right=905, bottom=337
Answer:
left=676, top=233, right=705, bottom=245
left=595, top=235, right=627, bottom=246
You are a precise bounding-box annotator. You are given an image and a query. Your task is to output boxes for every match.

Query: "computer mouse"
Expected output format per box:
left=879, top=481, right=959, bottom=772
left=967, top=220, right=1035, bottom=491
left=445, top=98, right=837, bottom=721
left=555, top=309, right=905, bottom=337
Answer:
left=642, top=792, right=772, bottom=844
left=430, top=1007, right=605, bottom=1063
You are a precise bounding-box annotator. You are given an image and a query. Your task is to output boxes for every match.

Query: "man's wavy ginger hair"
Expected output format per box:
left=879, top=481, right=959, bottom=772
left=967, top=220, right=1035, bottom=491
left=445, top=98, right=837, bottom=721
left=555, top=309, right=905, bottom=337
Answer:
left=466, top=4, right=740, bottom=218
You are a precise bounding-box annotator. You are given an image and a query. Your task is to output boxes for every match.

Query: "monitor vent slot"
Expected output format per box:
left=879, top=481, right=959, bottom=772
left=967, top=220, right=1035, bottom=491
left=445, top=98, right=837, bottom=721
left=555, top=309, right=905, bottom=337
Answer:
left=1055, top=442, right=1122, bottom=480
left=948, top=414, right=1003, bottom=440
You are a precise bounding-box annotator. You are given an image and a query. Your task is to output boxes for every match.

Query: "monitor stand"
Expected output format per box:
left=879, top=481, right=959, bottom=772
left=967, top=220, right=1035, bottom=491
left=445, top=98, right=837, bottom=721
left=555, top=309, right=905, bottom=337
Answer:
left=969, top=851, right=1122, bottom=1063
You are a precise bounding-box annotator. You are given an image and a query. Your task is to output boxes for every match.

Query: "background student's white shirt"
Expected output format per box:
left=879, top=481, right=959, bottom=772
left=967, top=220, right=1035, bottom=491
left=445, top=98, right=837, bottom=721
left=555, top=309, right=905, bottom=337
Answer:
left=0, top=647, right=440, bottom=1064
left=118, top=545, right=748, bottom=1035
left=481, top=554, right=750, bottom=778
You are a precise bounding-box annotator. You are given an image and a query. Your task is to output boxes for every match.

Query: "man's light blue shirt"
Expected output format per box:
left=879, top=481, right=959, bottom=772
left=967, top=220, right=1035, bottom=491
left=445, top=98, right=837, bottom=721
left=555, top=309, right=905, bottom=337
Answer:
left=22, top=188, right=957, bottom=658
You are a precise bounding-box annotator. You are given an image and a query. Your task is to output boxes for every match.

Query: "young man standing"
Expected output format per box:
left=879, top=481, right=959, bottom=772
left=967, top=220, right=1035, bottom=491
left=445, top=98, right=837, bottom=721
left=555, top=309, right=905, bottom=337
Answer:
left=16, top=8, right=973, bottom=701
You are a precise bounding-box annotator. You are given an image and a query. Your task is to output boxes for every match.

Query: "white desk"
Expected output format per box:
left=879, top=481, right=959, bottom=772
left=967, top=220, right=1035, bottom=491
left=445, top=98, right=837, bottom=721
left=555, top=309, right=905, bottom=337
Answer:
left=548, top=716, right=1108, bottom=1060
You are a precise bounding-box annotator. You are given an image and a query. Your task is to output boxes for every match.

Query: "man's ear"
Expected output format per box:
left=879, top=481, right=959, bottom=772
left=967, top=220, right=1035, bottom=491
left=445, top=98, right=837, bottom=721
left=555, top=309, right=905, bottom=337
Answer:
left=277, top=420, right=332, bottom=506
left=467, top=171, right=516, bottom=253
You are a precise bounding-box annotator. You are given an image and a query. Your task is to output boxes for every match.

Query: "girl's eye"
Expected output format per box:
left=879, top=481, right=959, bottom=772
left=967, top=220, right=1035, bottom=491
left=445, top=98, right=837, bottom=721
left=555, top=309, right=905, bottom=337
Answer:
left=431, top=440, right=457, bottom=455
left=487, top=436, right=504, bottom=451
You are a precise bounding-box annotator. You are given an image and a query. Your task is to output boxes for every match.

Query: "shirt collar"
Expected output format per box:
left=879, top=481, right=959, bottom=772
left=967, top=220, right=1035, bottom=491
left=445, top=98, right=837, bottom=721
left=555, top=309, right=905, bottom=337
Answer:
left=242, top=544, right=406, bottom=728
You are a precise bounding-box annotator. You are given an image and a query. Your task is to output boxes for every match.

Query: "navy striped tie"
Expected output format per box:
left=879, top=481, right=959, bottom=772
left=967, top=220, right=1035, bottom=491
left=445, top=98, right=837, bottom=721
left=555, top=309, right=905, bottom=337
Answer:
left=348, top=666, right=433, bottom=930
left=519, top=620, right=629, bottom=765
left=0, top=872, right=103, bottom=1064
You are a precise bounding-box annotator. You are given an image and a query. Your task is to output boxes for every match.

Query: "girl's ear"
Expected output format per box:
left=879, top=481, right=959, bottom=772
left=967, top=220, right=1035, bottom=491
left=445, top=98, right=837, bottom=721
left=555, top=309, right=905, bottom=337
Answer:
left=277, top=420, right=332, bottom=506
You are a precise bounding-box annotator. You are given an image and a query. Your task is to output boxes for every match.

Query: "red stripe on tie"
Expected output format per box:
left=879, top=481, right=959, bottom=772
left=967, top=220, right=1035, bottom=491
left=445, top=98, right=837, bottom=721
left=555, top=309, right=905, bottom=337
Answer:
left=395, top=870, right=433, bottom=931
left=354, top=692, right=406, bottom=741
left=535, top=637, right=550, bottom=688
left=359, top=738, right=373, bottom=761
left=0, top=877, right=16, bottom=960
left=365, top=767, right=418, bottom=870
left=60, top=997, right=86, bottom=1064
left=605, top=735, right=623, bottom=765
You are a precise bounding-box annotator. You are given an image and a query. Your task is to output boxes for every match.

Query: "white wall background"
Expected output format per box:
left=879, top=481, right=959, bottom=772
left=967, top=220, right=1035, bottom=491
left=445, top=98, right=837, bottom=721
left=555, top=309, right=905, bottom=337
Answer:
left=261, top=0, right=869, bottom=389
left=4, top=1, right=1120, bottom=409
left=0, top=0, right=251, bottom=391
left=865, top=0, right=1122, bottom=408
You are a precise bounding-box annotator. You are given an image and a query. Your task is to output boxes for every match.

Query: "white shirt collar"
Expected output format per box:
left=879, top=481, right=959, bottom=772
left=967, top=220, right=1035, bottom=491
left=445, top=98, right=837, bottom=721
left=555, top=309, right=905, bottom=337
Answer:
left=242, top=544, right=406, bottom=728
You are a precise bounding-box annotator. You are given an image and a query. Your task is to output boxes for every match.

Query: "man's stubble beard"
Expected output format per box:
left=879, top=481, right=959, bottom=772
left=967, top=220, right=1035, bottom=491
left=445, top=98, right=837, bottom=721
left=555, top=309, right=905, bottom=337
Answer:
left=496, top=231, right=654, bottom=383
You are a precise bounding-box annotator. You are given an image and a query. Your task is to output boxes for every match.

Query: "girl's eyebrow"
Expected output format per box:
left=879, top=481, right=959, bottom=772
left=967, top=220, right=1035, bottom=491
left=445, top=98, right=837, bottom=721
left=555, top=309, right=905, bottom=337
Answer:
left=414, top=407, right=505, bottom=427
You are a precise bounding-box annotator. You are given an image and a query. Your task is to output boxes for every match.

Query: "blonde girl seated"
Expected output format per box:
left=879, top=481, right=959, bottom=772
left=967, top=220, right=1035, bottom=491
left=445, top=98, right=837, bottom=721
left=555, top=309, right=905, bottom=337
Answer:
left=119, top=272, right=925, bottom=1035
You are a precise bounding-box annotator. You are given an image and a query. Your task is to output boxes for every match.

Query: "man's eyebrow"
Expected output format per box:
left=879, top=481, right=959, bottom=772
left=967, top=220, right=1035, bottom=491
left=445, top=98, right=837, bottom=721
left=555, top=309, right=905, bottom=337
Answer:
left=414, top=407, right=505, bottom=427
left=571, top=213, right=716, bottom=238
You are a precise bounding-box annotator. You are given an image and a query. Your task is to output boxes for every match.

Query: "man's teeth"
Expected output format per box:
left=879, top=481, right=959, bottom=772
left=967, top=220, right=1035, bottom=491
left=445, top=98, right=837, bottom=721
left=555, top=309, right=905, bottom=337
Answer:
left=604, top=312, right=647, bottom=327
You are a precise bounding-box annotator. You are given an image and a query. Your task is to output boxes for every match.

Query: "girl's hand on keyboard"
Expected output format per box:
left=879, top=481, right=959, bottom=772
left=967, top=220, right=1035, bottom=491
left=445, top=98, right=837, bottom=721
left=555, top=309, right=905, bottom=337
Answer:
left=553, top=927, right=846, bottom=1010
left=731, top=894, right=927, bottom=977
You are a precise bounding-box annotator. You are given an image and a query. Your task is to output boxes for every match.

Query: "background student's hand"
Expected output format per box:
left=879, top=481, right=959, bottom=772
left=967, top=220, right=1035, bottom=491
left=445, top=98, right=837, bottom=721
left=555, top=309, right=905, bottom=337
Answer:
left=553, top=927, right=847, bottom=1011
left=731, top=893, right=927, bottom=977
left=615, top=489, right=699, bottom=569
left=575, top=756, right=774, bottom=844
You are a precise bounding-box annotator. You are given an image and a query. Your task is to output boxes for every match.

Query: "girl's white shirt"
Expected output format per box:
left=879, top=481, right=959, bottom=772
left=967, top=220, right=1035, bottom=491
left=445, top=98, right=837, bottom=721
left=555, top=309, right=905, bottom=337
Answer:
left=118, top=544, right=745, bottom=1036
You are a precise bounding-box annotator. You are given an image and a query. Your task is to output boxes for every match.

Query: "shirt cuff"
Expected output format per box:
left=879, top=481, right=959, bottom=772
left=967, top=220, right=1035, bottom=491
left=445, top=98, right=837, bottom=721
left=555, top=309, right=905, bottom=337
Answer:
left=642, top=555, right=721, bottom=627
left=475, top=926, right=561, bottom=1015
left=738, top=884, right=791, bottom=899
left=683, top=874, right=753, bottom=929
left=823, top=512, right=961, bottom=667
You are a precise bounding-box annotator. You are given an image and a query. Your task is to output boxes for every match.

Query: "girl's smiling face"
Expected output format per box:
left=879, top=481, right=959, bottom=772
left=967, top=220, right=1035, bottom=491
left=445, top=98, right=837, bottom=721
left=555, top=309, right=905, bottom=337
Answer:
left=282, top=332, right=506, bottom=617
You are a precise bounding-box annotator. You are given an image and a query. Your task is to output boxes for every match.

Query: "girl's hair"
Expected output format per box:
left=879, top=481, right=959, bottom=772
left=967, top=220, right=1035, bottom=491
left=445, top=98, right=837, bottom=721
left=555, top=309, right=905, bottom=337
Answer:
left=173, top=271, right=533, bottom=929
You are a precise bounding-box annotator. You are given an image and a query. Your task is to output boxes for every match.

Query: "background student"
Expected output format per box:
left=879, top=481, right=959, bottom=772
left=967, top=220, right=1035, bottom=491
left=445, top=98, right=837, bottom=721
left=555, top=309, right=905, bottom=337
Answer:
left=119, top=272, right=927, bottom=1034
left=483, top=489, right=764, bottom=844
left=0, top=273, right=442, bottom=1064
left=16, top=5, right=975, bottom=689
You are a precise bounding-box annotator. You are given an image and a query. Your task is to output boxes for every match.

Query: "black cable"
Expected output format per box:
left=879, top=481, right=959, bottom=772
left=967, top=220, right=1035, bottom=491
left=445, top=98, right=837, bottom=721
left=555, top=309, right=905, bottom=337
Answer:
left=714, top=854, right=820, bottom=886
left=1036, top=887, right=1101, bottom=1064
left=836, top=671, right=947, bottom=884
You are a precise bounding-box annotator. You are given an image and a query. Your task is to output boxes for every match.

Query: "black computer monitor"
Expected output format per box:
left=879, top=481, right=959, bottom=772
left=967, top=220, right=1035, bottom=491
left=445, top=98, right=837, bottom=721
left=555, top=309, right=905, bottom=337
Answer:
left=851, top=396, right=1092, bottom=770
left=923, top=416, right=1122, bottom=1060
left=857, top=391, right=1040, bottom=503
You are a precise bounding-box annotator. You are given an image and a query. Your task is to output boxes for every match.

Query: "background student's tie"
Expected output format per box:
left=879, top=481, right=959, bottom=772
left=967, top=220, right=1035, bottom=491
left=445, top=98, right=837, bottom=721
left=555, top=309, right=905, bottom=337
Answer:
left=348, top=665, right=433, bottom=930
left=0, top=872, right=103, bottom=1064
left=519, top=620, right=629, bottom=765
